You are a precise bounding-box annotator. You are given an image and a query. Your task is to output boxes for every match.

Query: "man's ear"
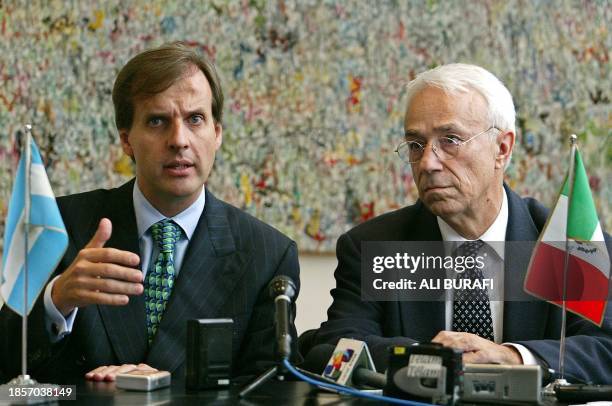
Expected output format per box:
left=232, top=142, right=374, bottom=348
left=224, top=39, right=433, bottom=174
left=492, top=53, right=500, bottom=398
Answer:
left=214, top=122, right=223, bottom=151
left=119, top=130, right=134, bottom=159
left=495, top=130, right=515, bottom=169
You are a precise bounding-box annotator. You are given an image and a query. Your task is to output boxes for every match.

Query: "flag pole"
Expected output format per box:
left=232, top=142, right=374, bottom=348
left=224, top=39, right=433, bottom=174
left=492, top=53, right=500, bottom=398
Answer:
left=21, top=124, right=33, bottom=382
left=558, top=133, right=578, bottom=383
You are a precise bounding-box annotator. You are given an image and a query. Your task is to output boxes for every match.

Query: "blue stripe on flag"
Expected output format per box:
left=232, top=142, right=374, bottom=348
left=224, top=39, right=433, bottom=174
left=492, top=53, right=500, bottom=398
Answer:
left=6, top=228, right=68, bottom=314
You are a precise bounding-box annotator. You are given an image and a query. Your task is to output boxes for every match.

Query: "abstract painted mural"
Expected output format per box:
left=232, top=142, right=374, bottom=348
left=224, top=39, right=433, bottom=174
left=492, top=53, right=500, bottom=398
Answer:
left=0, top=0, right=609, bottom=252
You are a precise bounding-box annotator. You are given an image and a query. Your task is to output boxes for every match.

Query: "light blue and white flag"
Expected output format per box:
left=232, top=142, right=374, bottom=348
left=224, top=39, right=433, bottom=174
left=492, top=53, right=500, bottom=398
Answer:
left=1, top=136, right=68, bottom=315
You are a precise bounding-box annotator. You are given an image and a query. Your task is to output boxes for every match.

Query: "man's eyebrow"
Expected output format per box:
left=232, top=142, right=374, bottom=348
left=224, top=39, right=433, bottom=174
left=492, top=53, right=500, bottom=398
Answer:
left=404, top=129, right=423, bottom=138
left=185, top=108, right=207, bottom=116
left=144, top=112, right=170, bottom=120
left=432, top=124, right=464, bottom=133
left=143, top=109, right=208, bottom=119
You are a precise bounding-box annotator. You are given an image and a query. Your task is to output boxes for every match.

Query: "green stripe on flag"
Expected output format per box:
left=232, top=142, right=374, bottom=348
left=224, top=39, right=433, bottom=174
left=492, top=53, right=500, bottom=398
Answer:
left=561, top=150, right=598, bottom=240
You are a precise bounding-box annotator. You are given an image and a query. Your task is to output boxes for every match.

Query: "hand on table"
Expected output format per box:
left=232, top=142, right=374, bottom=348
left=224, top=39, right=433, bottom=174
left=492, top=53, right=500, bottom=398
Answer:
left=432, top=330, right=523, bottom=364
left=85, top=363, right=158, bottom=382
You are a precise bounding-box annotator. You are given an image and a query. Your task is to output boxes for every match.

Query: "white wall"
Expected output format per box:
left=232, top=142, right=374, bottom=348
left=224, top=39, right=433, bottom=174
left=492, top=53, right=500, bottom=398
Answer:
left=294, top=253, right=337, bottom=335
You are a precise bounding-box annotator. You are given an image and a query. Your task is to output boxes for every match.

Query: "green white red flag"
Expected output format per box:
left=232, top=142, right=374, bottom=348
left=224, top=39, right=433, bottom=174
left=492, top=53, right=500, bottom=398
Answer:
left=525, top=148, right=610, bottom=325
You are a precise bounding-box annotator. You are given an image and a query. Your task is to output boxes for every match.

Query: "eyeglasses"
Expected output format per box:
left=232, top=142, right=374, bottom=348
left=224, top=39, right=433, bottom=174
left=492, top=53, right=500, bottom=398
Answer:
left=395, top=126, right=500, bottom=164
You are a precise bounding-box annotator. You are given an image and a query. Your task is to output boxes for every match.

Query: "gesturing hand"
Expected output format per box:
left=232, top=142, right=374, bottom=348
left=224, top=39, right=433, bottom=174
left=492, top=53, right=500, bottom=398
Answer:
left=51, top=218, right=142, bottom=316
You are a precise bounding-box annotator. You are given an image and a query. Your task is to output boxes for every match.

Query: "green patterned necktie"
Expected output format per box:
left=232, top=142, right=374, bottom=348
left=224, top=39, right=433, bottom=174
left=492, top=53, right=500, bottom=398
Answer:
left=145, top=219, right=181, bottom=344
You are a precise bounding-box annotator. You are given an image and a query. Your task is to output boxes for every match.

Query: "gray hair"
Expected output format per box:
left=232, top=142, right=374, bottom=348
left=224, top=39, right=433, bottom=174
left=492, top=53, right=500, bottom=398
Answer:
left=405, top=63, right=516, bottom=134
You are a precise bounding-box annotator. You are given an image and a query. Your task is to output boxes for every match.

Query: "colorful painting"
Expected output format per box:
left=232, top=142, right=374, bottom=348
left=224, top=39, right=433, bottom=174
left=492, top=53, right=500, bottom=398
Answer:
left=0, top=1, right=609, bottom=253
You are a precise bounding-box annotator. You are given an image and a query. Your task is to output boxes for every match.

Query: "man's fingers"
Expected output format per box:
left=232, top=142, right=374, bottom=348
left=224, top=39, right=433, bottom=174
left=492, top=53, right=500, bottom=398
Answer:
left=86, top=262, right=143, bottom=283
left=85, top=365, right=109, bottom=379
left=115, top=364, right=139, bottom=374
left=85, top=364, right=153, bottom=381
left=78, top=290, right=130, bottom=307
left=100, top=365, right=122, bottom=382
left=432, top=331, right=479, bottom=352
left=137, top=363, right=158, bottom=372
left=83, top=248, right=140, bottom=268
left=85, top=218, right=113, bottom=249
left=86, top=365, right=118, bottom=381
left=85, top=276, right=143, bottom=296
left=104, top=364, right=139, bottom=381
left=463, top=351, right=485, bottom=364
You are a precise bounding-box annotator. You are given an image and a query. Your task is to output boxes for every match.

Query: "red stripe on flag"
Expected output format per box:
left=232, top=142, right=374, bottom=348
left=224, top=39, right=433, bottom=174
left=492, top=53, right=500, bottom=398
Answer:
left=525, top=242, right=609, bottom=325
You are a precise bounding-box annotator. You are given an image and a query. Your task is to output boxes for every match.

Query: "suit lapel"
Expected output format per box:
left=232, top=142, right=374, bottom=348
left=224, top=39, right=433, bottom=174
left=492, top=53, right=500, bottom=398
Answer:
left=399, top=202, right=446, bottom=338
left=502, top=184, right=549, bottom=341
left=96, top=180, right=149, bottom=364
left=146, top=190, right=251, bottom=372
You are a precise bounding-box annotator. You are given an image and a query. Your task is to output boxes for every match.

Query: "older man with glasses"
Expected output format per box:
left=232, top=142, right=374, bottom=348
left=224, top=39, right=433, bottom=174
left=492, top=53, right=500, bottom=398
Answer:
left=311, top=63, right=611, bottom=384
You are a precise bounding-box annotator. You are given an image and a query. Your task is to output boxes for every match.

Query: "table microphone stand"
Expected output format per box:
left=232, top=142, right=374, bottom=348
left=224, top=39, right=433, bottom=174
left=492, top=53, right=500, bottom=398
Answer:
left=238, top=360, right=287, bottom=397
left=239, top=275, right=296, bottom=398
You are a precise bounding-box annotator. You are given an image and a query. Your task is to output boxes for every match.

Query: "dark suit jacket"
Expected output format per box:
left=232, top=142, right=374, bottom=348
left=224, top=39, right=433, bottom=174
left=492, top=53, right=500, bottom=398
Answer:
left=0, top=180, right=300, bottom=383
left=313, top=184, right=612, bottom=384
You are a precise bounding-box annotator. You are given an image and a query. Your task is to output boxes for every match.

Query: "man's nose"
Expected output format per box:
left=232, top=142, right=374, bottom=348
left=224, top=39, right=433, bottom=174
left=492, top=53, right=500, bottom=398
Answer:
left=417, top=142, right=444, bottom=172
left=168, top=121, right=189, bottom=150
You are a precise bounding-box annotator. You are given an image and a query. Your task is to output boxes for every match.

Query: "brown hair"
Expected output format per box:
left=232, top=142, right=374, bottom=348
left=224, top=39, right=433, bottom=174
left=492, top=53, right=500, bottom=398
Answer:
left=112, top=41, right=224, bottom=130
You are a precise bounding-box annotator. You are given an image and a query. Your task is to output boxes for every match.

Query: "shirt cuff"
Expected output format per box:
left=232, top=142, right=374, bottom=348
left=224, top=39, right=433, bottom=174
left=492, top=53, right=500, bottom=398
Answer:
left=43, top=275, right=77, bottom=343
left=503, top=343, right=538, bottom=365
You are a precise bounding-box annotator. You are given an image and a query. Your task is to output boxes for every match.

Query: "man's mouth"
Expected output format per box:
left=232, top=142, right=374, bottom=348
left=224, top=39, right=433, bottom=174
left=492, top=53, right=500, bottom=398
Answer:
left=424, top=185, right=450, bottom=192
left=163, top=160, right=194, bottom=174
left=164, top=160, right=194, bottom=169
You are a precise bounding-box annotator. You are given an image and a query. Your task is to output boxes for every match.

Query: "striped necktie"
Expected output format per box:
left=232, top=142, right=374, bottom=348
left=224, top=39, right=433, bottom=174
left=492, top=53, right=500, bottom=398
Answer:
left=145, top=219, right=180, bottom=344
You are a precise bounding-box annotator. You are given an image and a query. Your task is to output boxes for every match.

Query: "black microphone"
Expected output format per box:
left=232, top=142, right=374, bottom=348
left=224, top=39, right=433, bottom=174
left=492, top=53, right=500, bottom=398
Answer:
left=353, top=368, right=387, bottom=389
left=268, top=275, right=296, bottom=360
left=303, top=343, right=387, bottom=389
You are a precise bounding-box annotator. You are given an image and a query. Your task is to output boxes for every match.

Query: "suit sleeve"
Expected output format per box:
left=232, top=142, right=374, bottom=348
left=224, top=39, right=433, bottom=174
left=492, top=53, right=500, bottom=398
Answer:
left=312, top=232, right=417, bottom=370
left=232, top=240, right=301, bottom=376
left=515, top=305, right=612, bottom=384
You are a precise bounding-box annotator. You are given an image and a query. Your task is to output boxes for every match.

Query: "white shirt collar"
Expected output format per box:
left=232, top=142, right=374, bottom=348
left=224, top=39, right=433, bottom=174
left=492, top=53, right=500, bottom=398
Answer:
left=132, top=182, right=205, bottom=241
left=437, top=187, right=508, bottom=258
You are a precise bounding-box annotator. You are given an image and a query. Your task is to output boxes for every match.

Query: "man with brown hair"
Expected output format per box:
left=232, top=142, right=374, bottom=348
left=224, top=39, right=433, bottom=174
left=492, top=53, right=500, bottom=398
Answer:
left=1, top=42, right=300, bottom=383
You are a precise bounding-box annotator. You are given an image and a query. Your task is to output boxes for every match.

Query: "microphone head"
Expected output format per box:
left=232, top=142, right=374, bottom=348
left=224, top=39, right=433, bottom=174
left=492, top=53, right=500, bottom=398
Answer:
left=268, top=275, right=296, bottom=299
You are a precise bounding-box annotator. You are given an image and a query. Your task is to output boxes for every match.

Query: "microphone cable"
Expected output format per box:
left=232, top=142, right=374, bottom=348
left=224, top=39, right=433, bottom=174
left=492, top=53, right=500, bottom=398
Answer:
left=282, top=358, right=436, bottom=406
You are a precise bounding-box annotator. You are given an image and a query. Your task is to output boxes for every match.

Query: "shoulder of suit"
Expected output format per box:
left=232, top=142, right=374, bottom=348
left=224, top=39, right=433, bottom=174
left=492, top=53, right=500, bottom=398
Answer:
left=57, top=187, right=114, bottom=204
left=55, top=182, right=131, bottom=230
left=207, top=191, right=295, bottom=245
left=345, top=202, right=425, bottom=240
left=507, top=186, right=550, bottom=233
left=56, top=187, right=117, bottom=213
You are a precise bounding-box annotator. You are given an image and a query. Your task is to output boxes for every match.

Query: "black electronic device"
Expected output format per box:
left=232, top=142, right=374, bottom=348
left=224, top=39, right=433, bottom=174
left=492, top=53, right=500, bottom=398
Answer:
left=555, top=384, right=612, bottom=402
left=185, top=318, right=233, bottom=390
left=384, top=343, right=463, bottom=406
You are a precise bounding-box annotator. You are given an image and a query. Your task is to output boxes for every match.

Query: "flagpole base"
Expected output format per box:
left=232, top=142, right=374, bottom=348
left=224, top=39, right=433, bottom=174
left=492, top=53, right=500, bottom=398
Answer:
left=7, top=375, right=38, bottom=386
left=0, top=375, right=59, bottom=404
left=542, top=378, right=571, bottom=396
